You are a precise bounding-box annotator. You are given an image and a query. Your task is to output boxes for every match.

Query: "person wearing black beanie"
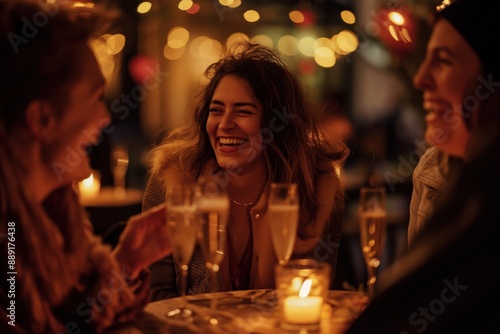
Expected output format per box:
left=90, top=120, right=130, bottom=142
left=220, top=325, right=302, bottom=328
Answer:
left=408, top=0, right=500, bottom=247
left=346, top=1, right=500, bottom=333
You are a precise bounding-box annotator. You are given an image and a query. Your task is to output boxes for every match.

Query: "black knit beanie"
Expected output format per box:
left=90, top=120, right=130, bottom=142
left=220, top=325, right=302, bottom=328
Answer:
left=437, top=0, right=500, bottom=80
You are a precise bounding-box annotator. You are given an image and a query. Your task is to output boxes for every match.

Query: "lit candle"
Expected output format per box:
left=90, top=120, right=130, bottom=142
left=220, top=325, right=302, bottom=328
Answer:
left=283, top=279, right=323, bottom=325
left=78, top=172, right=100, bottom=198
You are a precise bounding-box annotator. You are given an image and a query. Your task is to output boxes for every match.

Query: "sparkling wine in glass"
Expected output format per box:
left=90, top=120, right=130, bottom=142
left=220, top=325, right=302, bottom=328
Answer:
left=165, top=183, right=200, bottom=320
left=196, top=181, right=230, bottom=326
left=111, top=144, right=129, bottom=198
left=358, top=186, right=387, bottom=298
left=268, top=183, right=299, bottom=265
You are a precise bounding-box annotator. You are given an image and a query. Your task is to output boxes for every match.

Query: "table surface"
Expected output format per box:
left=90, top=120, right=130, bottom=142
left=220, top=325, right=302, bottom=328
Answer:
left=80, top=187, right=143, bottom=207
left=107, top=289, right=369, bottom=334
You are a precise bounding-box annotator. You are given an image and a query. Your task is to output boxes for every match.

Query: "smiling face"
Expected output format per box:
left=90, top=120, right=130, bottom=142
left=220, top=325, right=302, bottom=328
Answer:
left=43, top=44, right=110, bottom=184
left=413, top=18, right=482, bottom=158
left=206, top=75, right=265, bottom=174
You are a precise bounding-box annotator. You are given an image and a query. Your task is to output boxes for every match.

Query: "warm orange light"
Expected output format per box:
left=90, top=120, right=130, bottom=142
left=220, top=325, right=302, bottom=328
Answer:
left=289, top=10, right=304, bottom=24
left=388, top=11, right=405, bottom=25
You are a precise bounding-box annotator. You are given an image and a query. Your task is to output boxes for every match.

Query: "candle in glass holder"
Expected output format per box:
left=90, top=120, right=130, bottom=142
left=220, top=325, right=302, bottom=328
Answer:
left=275, top=260, right=331, bottom=331
left=78, top=172, right=100, bottom=198
left=283, top=278, right=323, bottom=324
left=283, top=297, right=323, bottom=324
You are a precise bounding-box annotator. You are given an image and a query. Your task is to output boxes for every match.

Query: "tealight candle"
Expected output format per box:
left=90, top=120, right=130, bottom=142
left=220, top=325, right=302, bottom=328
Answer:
left=275, top=259, right=331, bottom=331
left=78, top=172, right=101, bottom=198
left=283, top=295, right=323, bottom=324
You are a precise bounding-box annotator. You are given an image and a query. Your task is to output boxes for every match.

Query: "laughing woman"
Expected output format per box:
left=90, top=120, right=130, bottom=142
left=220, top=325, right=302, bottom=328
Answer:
left=143, top=42, right=348, bottom=300
left=0, top=1, right=171, bottom=333
left=408, top=0, right=500, bottom=247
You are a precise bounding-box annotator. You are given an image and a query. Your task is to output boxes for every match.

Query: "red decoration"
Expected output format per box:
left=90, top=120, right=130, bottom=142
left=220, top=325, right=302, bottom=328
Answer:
left=128, top=55, right=158, bottom=85
left=186, top=3, right=200, bottom=15
left=299, top=9, right=315, bottom=27
left=374, top=6, right=417, bottom=54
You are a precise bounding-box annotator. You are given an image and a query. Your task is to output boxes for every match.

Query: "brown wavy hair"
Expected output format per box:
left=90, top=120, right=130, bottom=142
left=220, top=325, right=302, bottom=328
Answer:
left=151, top=42, right=348, bottom=232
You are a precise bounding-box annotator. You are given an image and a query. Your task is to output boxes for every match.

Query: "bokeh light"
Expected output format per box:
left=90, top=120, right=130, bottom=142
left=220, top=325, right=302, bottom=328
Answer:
left=164, top=44, right=186, bottom=60
left=128, top=55, right=158, bottom=84
left=106, top=34, right=125, bottom=55
left=340, top=10, right=355, bottom=24
left=298, top=36, right=315, bottom=57
left=336, top=29, right=358, bottom=53
left=289, top=10, right=304, bottom=24
left=244, top=10, right=260, bottom=22
left=186, top=3, right=200, bottom=14
left=314, top=47, right=336, bottom=68
left=388, top=11, right=405, bottom=25
left=277, top=35, right=298, bottom=56
left=250, top=35, right=273, bottom=49
left=178, top=0, right=193, bottom=11
left=167, top=26, right=190, bottom=49
left=137, top=2, right=151, bottom=14
left=226, top=32, right=249, bottom=48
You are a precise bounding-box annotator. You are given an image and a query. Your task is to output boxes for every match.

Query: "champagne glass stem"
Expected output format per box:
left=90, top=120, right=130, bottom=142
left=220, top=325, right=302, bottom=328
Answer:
left=167, top=267, right=192, bottom=318
left=366, top=265, right=377, bottom=298
left=180, top=267, right=188, bottom=298
left=209, top=269, right=217, bottom=312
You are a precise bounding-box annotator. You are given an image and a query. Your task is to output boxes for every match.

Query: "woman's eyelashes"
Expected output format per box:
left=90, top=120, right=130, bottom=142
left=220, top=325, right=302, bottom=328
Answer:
left=208, top=107, right=254, bottom=115
left=236, top=109, right=252, bottom=115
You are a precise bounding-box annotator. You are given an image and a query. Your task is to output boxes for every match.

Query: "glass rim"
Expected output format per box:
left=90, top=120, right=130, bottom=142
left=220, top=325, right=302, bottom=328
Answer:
left=275, top=259, right=331, bottom=270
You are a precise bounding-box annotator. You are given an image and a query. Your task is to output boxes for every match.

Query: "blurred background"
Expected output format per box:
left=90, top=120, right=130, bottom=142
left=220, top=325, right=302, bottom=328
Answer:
left=81, top=0, right=443, bottom=289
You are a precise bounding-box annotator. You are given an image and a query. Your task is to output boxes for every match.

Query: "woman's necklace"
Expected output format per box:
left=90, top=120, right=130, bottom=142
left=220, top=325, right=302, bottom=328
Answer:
left=229, top=197, right=258, bottom=207
left=229, top=180, right=267, bottom=207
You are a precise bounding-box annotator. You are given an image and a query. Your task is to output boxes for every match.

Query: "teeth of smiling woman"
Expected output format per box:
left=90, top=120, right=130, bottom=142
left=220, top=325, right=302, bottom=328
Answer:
left=423, top=102, right=448, bottom=114
left=219, top=138, right=247, bottom=146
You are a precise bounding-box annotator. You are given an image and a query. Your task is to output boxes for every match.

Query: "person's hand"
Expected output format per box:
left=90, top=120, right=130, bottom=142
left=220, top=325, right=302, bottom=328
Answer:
left=112, top=204, right=171, bottom=279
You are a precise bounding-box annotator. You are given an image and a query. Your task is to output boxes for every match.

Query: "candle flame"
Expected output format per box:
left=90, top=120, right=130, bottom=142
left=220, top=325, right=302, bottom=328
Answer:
left=299, top=279, right=312, bottom=298
left=82, top=173, right=94, bottom=187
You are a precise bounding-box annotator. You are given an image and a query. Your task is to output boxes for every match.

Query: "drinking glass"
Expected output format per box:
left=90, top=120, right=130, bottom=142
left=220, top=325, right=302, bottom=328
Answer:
left=165, top=183, right=200, bottom=320
left=358, top=186, right=387, bottom=298
left=268, top=183, right=299, bottom=265
left=196, top=181, right=230, bottom=326
left=111, top=144, right=129, bottom=198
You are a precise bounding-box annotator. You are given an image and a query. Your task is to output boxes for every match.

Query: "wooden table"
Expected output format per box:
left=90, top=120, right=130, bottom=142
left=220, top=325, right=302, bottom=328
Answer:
left=107, top=289, right=369, bottom=333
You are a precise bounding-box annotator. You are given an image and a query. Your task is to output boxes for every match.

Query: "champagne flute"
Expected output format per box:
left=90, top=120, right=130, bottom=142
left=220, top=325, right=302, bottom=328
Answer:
left=358, top=186, right=387, bottom=298
left=268, top=183, right=299, bottom=265
left=196, top=181, right=230, bottom=326
left=165, top=183, right=200, bottom=320
left=111, top=144, right=129, bottom=198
